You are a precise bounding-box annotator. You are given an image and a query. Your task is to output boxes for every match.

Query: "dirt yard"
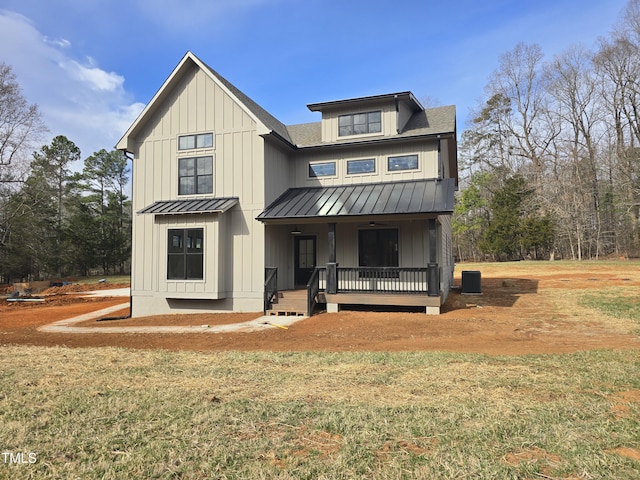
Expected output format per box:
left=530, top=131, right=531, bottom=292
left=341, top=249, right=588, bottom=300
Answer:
left=1, top=263, right=639, bottom=355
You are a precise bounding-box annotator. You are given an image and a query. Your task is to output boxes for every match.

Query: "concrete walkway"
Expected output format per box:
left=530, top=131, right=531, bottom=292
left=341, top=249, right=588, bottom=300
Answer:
left=82, top=287, right=131, bottom=297
left=38, top=302, right=307, bottom=334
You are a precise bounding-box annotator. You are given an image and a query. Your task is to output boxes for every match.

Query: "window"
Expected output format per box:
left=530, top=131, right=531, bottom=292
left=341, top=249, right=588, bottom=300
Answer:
left=388, top=154, right=418, bottom=172
left=347, top=158, right=376, bottom=175
left=178, top=133, right=213, bottom=150
left=338, top=111, right=381, bottom=136
left=167, top=228, right=204, bottom=280
left=179, top=156, right=213, bottom=195
left=359, top=228, right=399, bottom=268
left=309, top=162, right=336, bottom=178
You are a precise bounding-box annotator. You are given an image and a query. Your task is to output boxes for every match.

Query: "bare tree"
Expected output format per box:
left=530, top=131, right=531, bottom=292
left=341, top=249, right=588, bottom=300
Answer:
left=0, top=63, right=47, bottom=281
left=0, top=63, right=47, bottom=180
left=594, top=0, right=640, bottom=255
left=545, top=45, right=607, bottom=258
left=487, top=43, right=559, bottom=192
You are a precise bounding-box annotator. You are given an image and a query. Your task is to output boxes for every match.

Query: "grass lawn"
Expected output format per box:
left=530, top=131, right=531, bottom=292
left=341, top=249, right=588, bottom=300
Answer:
left=0, top=347, right=639, bottom=479
left=1, top=260, right=639, bottom=478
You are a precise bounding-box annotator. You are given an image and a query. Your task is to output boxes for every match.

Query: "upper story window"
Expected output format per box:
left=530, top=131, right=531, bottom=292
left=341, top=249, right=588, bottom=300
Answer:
left=178, top=133, right=213, bottom=150
left=338, top=111, right=381, bottom=136
left=179, top=156, right=213, bottom=195
left=388, top=154, right=418, bottom=172
left=347, top=158, right=376, bottom=175
left=309, top=162, right=336, bottom=178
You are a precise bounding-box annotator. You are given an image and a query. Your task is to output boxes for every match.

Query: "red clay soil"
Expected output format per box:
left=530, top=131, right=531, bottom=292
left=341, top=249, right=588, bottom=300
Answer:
left=1, top=267, right=639, bottom=355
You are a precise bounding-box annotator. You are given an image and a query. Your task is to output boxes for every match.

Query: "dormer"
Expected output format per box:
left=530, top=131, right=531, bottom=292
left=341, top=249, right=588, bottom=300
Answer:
left=307, top=92, right=424, bottom=144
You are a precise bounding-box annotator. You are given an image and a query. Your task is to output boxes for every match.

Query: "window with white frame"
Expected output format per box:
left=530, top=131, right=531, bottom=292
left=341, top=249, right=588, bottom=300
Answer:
left=387, top=154, right=418, bottom=172
left=347, top=158, right=376, bottom=175
left=178, top=156, right=213, bottom=195
left=308, top=162, right=336, bottom=178
left=338, top=111, right=381, bottom=136
left=167, top=228, right=204, bottom=280
left=178, top=133, right=213, bottom=150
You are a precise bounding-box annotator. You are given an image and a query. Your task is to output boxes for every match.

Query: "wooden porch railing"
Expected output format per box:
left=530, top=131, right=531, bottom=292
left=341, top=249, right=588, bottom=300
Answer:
left=264, top=267, right=278, bottom=314
left=305, top=267, right=321, bottom=317
left=315, top=266, right=429, bottom=294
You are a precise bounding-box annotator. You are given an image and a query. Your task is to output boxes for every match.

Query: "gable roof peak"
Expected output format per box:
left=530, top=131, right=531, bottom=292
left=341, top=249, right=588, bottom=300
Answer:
left=116, top=51, right=292, bottom=151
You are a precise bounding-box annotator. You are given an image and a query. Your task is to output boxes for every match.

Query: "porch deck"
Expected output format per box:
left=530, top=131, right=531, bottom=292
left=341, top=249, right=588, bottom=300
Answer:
left=265, top=265, right=442, bottom=316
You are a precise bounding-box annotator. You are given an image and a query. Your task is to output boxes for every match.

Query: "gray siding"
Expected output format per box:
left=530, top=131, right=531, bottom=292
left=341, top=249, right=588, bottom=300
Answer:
left=130, top=63, right=266, bottom=314
left=294, top=141, right=439, bottom=187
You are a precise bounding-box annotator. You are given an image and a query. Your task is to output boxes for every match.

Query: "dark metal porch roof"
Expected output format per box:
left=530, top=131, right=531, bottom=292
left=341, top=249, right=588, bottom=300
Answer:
left=257, top=179, right=454, bottom=221
left=138, top=197, right=238, bottom=215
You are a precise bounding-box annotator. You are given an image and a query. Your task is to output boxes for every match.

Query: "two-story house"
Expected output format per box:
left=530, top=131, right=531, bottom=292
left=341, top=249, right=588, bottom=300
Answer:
left=117, top=51, right=457, bottom=317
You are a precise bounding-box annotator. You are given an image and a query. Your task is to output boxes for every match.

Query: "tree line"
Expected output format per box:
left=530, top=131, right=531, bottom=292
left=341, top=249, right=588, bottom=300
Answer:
left=0, top=64, right=131, bottom=283
left=3, top=2, right=639, bottom=277
left=454, top=0, right=640, bottom=261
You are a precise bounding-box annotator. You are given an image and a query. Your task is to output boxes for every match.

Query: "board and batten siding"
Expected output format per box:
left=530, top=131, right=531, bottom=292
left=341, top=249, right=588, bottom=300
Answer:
left=294, top=141, right=439, bottom=187
left=319, top=103, right=397, bottom=143
left=265, top=219, right=433, bottom=291
left=130, top=63, right=267, bottom=314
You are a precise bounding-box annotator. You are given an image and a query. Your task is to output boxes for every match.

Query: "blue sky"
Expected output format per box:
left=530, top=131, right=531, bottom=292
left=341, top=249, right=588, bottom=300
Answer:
left=0, top=0, right=630, bottom=162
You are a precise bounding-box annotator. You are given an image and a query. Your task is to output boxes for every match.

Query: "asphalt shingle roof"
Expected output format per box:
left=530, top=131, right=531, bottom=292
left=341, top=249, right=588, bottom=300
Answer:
left=285, top=105, right=456, bottom=148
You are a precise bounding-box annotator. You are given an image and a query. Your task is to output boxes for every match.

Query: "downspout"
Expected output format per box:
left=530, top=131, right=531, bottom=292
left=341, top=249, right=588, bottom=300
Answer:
left=124, top=150, right=134, bottom=319
left=437, top=135, right=442, bottom=180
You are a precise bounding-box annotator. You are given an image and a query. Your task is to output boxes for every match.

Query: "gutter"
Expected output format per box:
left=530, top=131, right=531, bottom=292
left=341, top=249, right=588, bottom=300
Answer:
left=294, top=131, right=456, bottom=151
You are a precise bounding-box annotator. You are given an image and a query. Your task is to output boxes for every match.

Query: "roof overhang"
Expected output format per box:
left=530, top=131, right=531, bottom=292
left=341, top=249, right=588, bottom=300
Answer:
left=138, top=197, right=238, bottom=215
left=256, top=179, right=454, bottom=223
left=307, top=91, right=423, bottom=113
left=116, top=51, right=274, bottom=153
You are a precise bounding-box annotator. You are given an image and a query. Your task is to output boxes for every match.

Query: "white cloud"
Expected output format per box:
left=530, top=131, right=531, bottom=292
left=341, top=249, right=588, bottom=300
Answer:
left=60, top=60, right=125, bottom=92
left=44, top=36, right=71, bottom=48
left=0, top=10, right=143, bottom=161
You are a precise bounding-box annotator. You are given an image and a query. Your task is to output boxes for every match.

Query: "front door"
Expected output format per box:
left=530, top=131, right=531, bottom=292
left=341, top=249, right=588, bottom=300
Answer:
left=294, top=235, right=316, bottom=286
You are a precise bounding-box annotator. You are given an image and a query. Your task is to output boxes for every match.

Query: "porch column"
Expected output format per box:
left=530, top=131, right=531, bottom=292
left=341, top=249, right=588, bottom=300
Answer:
left=326, top=222, right=337, bottom=295
left=427, top=218, right=440, bottom=297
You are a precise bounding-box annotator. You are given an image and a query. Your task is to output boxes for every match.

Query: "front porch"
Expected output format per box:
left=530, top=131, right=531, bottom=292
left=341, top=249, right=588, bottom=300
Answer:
left=265, top=260, right=443, bottom=317
left=258, top=179, right=456, bottom=315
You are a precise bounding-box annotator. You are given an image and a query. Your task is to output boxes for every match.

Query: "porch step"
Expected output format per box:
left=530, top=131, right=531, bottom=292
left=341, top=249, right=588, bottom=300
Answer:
left=267, top=310, right=306, bottom=317
left=268, top=289, right=307, bottom=316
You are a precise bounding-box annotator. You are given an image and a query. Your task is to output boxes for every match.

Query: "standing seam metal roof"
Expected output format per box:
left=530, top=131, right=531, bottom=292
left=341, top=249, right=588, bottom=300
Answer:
left=138, top=197, right=239, bottom=215
left=257, top=179, right=454, bottom=221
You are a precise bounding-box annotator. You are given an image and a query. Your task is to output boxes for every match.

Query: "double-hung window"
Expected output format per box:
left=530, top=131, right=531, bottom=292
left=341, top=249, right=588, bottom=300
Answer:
left=167, top=228, right=204, bottom=280
left=179, top=156, right=213, bottom=195
left=338, top=111, right=381, bottom=136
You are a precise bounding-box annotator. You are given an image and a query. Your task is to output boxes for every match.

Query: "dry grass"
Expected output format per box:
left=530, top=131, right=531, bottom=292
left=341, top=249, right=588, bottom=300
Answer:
left=2, top=261, right=640, bottom=478
left=1, top=346, right=639, bottom=479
